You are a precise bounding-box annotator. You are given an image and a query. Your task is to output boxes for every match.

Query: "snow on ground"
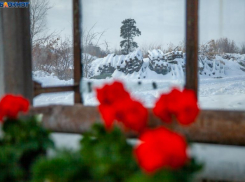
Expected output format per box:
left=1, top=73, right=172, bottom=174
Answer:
left=82, top=75, right=245, bottom=110
left=33, top=66, right=245, bottom=110
left=82, top=78, right=183, bottom=107
left=33, top=71, right=74, bottom=86
left=199, top=75, right=245, bottom=110
left=33, top=71, right=74, bottom=106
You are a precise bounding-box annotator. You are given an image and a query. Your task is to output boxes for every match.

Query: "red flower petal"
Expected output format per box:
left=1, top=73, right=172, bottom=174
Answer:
left=115, top=99, right=148, bottom=132
left=166, top=88, right=182, bottom=114
left=153, top=88, right=199, bottom=125
left=0, top=94, right=30, bottom=122
left=134, top=127, right=188, bottom=173
left=135, top=141, right=167, bottom=173
left=176, top=89, right=199, bottom=125
left=98, top=105, right=116, bottom=130
left=96, top=81, right=130, bottom=106
left=96, top=81, right=148, bottom=132
left=153, top=94, right=172, bottom=123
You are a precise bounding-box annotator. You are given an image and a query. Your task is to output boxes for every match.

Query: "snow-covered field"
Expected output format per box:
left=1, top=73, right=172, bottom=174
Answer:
left=33, top=71, right=74, bottom=106
left=81, top=76, right=245, bottom=110
left=33, top=67, right=245, bottom=110
left=199, top=75, right=245, bottom=110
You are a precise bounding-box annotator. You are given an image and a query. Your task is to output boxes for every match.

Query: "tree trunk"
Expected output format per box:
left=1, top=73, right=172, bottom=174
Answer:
left=127, top=24, right=129, bottom=54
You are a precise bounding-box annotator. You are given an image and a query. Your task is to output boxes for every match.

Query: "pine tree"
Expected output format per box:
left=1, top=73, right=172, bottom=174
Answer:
left=120, top=19, right=141, bottom=55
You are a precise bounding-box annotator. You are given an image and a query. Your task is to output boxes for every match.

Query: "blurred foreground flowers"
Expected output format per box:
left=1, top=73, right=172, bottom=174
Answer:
left=0, top=82, right=202, bottom=182
left=95, top=81, right=202, bottom=181
left=0, top=94, right=54, bottom=181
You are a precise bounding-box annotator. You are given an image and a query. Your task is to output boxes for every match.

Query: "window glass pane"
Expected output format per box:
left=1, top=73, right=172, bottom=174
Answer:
left=31, top=0, right=74, bottom=106
left=199, top=0, right=245, bottom=110
left=80, top=0, right=186, bottom=107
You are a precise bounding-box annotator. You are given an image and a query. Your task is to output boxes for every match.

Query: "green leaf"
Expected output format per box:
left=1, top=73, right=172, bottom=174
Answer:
left=0, top=146, right=23, bottom=182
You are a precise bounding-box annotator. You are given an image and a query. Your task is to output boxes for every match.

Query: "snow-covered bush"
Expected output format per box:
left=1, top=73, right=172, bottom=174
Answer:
left=89, top=49, right=143, bottom=78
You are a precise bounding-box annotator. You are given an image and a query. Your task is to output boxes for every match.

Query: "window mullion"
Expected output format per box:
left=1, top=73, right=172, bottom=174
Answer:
left=73, top=0, right=82, bottom=104
left=185, top=0, right=199, bottom=96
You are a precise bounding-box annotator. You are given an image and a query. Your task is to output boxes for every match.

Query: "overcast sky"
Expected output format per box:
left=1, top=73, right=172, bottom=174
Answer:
left=46, top=0, right=73, bottom=39
left=47, top=0, right=245, bottom=50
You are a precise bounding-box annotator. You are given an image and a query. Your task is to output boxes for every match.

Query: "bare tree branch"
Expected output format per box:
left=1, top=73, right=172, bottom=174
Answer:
left=82, top=24, right=107, bottom=78
left=30, top=0, right=52, bottom=43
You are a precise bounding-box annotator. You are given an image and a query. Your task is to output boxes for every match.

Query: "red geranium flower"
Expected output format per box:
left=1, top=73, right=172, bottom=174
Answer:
left=165, top=88, right=182, bottom=114
left=176, top=89, right=199, bottom=125
left=96, top=81, right=130, bottom=106
left=98, top=105, right=116, bottom=130
left=153, top=94, right=172, bottom=123
left=134, top=127, right=188, bottom=173
left=96, top=81, right=148, bottom=132
left=153, top=88, right=199, bottom=125
left=96, top=81, right=130, bottom=130
left=114, top=99, right=148, bottom=132
left=0, top=94, right=29, bottom=122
